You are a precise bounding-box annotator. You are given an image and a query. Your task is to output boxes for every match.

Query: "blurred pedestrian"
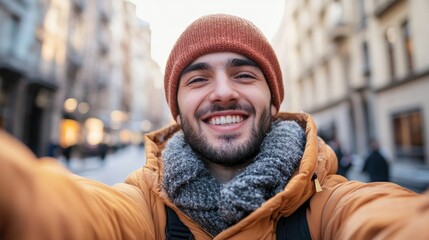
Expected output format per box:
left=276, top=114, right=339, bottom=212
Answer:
left=363, top=139, right=390, bottom=182
left=339, top=147, right=354, bottom=178
left=330, top=139, right=352, bottom=178
left=98, top=142, right=109, bottom=164
left=46, top=141, right=59, bottom=158
left=61, top=144, right=74, bottom=167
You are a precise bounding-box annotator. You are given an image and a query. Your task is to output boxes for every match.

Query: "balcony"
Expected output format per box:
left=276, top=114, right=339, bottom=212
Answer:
left=375, top=0, right=405, bottom=18
left=329, top=22, right=351, bottom=42
left=72, top=0, right=85, bottom=12
left=99, top=2, right=111, bottom=24
left=0, top=54, right=26, bottom=80
left=326, top=2, right=351, bottom=43
left=0, top=0, right=26, bottom=17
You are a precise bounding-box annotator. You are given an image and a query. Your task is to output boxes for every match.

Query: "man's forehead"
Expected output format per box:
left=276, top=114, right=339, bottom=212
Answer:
left=190, top=52, right=248, bottom=64
left=181, top=52, right=261, bottom=75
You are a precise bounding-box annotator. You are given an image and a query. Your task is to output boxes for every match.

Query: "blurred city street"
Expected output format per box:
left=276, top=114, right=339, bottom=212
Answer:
left=59, top=145, right=146, bottom=186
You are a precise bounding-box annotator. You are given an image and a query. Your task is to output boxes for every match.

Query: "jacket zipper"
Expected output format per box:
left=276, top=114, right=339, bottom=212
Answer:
left=312, top=173, right=323, bottom=192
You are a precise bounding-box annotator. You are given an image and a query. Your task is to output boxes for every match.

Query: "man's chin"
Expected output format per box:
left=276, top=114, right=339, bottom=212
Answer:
left=217, top=134, right=242, bottom=144
left=201, top=143, right=258, bottom=166
left=205, top=155, right=250, bottom=167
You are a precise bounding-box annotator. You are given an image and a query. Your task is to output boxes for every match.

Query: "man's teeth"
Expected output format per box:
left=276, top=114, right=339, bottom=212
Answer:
left=209, top=115, right=243, bottom=125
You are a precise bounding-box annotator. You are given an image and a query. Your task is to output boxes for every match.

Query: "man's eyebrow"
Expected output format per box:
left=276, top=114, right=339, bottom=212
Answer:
left=181, top=62, right=209, bottom=76
left=228, top=58, right=260, bottom=68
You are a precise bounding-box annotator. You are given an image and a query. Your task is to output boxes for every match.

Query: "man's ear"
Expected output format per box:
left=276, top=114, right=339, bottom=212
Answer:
left=271, top=105, right=277, bottom=116
left=176, top=115, right=182, bottom=125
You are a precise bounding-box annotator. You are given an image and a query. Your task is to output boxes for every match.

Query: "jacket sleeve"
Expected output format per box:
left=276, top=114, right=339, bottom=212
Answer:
left=312, top=178, right=429, bottom=239
left=0, top=130, right=154, bottom=240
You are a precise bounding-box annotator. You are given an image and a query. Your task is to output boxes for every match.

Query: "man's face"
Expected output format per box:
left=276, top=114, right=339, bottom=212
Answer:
left=177, top=52, right=276, bottom=166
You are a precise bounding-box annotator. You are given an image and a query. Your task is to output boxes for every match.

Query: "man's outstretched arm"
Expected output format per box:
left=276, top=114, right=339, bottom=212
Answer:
left=0, top=130, right=153, bottom=239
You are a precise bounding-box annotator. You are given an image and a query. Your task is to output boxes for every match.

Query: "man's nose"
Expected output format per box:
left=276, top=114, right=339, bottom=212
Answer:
left=208, top=73, right=239, bottom=102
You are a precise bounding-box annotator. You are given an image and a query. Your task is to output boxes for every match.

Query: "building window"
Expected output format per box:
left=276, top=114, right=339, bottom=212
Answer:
left=308, top=29, right=314, bottom=57
left=385, top=27, right=396, bottom=79
left=309, top=74, right=316, bottom=108
left=296, top=44, right=302, bottom=74
left=392, top=109, right=425, bottom=162
left=70, top=16, right=85, bottom=52
left=362, top=41, right=371, bottom=78
left=30, top=37, right=43, bottom=73
left=0, top=11, right=20, bottom=56
left=358, top=0, right=366, bottom=28
left=324, top=63, right=331, bottom=100
left=401, top=20, right=414, bottom=72
left=343, top=54, right=351, bottom=90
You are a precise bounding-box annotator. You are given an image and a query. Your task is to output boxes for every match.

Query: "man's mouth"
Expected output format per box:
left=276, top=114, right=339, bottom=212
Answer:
left=207, top=115, right=244, bottom=125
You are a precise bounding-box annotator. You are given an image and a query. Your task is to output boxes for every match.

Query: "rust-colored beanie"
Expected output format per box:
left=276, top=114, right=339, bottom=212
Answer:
left=164, top=14, right=284, bottom=120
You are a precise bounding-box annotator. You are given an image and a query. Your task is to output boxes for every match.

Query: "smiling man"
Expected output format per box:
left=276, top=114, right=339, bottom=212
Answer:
left=162, top=50, right=307, bottom=235
left=1, top=14, right=429, bottom=240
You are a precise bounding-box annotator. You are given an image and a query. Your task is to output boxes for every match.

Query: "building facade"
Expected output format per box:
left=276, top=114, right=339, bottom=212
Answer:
left=0, top=0, right=166, bottom=157
left=274, top=0, right=429, bottom=172
left=0, top=0, right=59, bottom=155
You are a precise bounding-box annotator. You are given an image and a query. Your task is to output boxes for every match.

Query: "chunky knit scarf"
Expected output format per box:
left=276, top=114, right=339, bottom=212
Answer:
left=162, top=120, right=306, bottom=236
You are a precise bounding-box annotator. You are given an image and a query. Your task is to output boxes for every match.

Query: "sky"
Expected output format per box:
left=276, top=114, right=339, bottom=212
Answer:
left=128, top=0, right=286, bottom=71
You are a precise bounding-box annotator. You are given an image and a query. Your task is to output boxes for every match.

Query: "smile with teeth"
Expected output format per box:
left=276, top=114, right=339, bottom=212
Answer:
left=208, top=115, right=244, bottom=125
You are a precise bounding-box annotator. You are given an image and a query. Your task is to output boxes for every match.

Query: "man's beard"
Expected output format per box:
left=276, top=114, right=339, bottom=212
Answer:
left=180, top=103, right=272, bottom=166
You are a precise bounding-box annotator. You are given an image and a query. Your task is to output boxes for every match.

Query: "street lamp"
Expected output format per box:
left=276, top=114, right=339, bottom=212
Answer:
left=64, top=98, right=78, bottom=112
left=84, top=118, right=104, bottom=146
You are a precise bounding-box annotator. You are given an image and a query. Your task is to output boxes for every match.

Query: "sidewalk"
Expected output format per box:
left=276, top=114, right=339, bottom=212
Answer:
left=58, top=145, right=146, bottom=185
left=390, top=161, right=429, bottom=193
left=347, top=157, right=429, bottom=193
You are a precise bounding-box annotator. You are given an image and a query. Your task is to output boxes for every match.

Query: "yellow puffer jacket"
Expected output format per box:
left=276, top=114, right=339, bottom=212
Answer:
left=1, top=112, right=428, bottom=239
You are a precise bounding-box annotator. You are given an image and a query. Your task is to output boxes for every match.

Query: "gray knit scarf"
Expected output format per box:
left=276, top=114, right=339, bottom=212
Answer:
left=162, top=120, right=305, bottom=236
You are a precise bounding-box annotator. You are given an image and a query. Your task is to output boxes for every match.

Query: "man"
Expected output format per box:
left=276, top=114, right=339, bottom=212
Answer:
left=330, top=139, right=353, bottom=178
left=363, top=139, right=390, bottom=182
left=1, top=14, right=428, bottom=239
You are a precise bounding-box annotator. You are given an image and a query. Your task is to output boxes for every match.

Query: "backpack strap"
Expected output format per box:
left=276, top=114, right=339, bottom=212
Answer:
left=165, top=206, right=193, bottom=240
left=276, top=200, right=311, bottom=239
left=165, top=201, right=311, bottom=240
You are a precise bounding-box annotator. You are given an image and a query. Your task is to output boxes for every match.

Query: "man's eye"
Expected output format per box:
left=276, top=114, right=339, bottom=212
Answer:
left=187, top=77, right=207, bottom=85
left=236, top=73, right=255, bottom=79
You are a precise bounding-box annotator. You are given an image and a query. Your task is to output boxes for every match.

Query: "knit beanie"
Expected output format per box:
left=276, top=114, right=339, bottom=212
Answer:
left=164, top=14, right=284, bottom=120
